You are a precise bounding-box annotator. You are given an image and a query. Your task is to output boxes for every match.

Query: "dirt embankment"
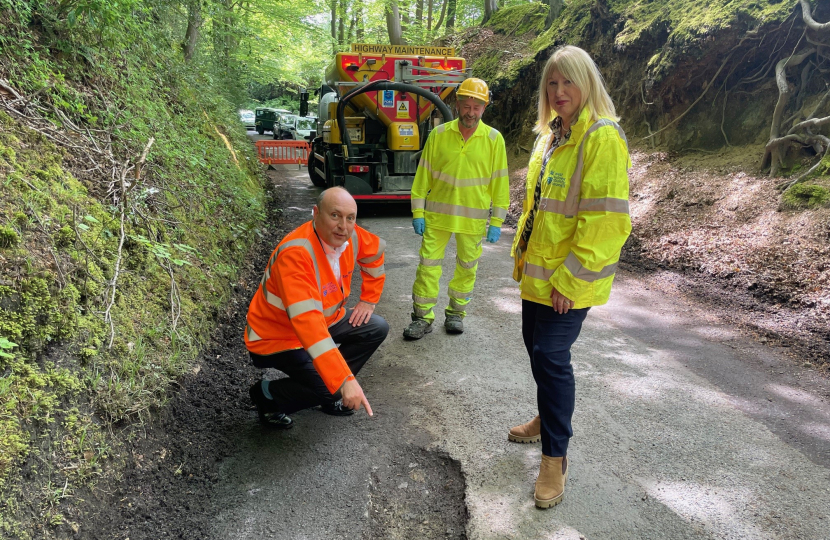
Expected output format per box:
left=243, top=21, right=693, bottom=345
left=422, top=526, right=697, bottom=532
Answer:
left=624, top=148, right=830, bottom=368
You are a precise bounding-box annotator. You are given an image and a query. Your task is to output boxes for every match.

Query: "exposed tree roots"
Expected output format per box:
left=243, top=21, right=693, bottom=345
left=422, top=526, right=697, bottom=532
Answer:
left=763, top=1, right=830, bottom=187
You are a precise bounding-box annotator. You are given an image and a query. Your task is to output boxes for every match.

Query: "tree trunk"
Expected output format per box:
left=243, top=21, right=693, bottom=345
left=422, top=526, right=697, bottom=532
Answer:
left=348, top=15, right=356, bottom=44
left=427, top=0, right=433, bottom=30
left=482, top=0, right=497, bottom=24
left=416, top=0, right=423, bottom=27
left=435, top=0, right=448, bottom=30
left=355, top=0, right=365, bottom=41
left=338, top=0, right=346, bottom=47
left=400, top=0, right=410, bottom=33
left=182, top=0, right=202, bottom=62
left=446, top=0, right=456, bottom=29
left=386, top=0, right=405, bottom=45
left=545, top=0, right=564, bottom=29
left=330, top=0, right=337, bottom=53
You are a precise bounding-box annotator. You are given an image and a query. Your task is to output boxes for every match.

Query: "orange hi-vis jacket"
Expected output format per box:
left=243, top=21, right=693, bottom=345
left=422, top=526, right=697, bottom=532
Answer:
left=244, top=221, right=386, bottom=394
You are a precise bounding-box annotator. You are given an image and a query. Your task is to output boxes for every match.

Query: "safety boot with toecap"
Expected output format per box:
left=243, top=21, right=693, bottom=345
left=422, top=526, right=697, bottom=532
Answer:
left=319, top=399, right=355, bottom=416
left=403, top=317, right=433, bottom=340
left=508, top=415, right=541, bottom=443
left=249, top=381, right=293, bottom=430
left=534, top=455, right=568, bottom=509
left=444, top=314, right=464, bottom=334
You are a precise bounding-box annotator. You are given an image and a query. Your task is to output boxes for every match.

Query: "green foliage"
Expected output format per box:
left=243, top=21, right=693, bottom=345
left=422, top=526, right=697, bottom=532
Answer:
left=0, top=226, right=19, bottom=249
left=781, top=184, right=830, bottom=210
left=485, top=2, right=548, bottom=36
left=471, top=3, right=548, bottom=90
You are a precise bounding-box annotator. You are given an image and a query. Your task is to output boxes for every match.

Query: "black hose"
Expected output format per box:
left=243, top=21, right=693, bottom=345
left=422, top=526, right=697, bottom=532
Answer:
left=335, top=81, right=453, bottom=162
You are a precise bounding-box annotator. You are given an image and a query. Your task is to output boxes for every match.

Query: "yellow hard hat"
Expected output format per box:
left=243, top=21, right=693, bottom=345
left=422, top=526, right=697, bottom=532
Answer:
left=457, top=78, right=490, bottom=105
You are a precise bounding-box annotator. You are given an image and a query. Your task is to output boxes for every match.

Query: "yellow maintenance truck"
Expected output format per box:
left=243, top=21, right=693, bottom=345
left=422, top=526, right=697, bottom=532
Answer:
left=301, top=43, right=468, bottom=201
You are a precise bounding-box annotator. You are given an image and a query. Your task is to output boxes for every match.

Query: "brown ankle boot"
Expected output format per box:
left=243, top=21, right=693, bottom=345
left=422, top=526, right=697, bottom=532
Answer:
left=534, top=455, right=568, bottom=509
left=508, top=415, right=541, bottom=443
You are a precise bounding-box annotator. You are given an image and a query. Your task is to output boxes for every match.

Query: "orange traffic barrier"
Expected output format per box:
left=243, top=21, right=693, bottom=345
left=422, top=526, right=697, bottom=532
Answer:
left=255, top=140, right=311, bottom=167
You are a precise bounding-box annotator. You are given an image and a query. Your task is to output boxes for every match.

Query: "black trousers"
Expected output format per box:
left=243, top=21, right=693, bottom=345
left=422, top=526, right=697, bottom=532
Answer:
left=522, top=300, right=589, bottom=457
left=249, top=310, right=389, bottom=415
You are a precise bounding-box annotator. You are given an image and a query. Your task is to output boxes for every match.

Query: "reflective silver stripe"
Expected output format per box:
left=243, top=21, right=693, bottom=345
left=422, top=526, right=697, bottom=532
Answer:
left=491, top=207, right=507, bottom=220
left=422, top=161, right=492, bottom=188
left=358, top=238, right=386, bottom=264
left=524, top=262, right=554, bottom=281
left=323, top=300, right=344, bottom=317
left=246, top=324, right=262, bottom=342
left=538, top=197, right=569, bottom=216
left=412, top=198, right=426, bottom=211
left=413, top=306, right=433, bottom=317
left=278, top=238, right=314, bottom=255
left=448, top=297, right=467, bottom=311
left=419, top=256, right=442, bottom=266
left=425, top=201, right=490, bottom=220
left=456, top=255, right=479, bottom=270
left=263, top=252, right=278, bottom=282
left=563, top=252, right=618, bottom=282
left=307, top=337, right=338, bottom=359
left=489, top=127, right=498, bottom=141
left=351, top=231, right=359, bottom=266
left=412, top=294, right=438, bottom=304
left=286, top=298, right=323, bottom=319
left=448, top=287, right=471, bottom=300
left=277, top=238, right=322, bottom=291
left=263, top=286, right=286, bottom=310
left=578, top=197, right=630, bottom=214
left=359, top=264, right=385, bottom=277
left=434, top=124, right=447, bottom=134
left=268, top=252, right=279, bottom=266
left=491, top=168, right=508, bottom=179
left=603, top=119, right=629, bottom=150
left=563, top=119, right=628, bottom=216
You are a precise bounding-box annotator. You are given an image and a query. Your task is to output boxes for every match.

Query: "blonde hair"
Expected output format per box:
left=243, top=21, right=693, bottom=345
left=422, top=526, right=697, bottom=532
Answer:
left=534, top=45, right=618, bottom=134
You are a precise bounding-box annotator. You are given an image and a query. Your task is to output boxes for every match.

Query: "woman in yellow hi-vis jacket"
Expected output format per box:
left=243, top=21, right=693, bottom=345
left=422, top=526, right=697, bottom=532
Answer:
left=507, top=46, right=632, bottom=509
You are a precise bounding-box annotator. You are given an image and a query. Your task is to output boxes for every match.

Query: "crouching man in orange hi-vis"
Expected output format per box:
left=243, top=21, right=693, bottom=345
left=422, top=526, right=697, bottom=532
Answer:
left=244, top=187, right=389, bottom=429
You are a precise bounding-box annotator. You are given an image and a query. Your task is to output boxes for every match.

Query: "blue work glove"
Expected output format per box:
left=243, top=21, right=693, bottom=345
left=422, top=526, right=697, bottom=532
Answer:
left=486, top=225, right=501, bottom=243
left=412, top=218, right=425, bottom=236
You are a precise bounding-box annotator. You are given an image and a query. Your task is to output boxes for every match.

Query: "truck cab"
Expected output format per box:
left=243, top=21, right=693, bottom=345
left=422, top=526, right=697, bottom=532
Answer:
left=305, top=44, right=467, bottom=200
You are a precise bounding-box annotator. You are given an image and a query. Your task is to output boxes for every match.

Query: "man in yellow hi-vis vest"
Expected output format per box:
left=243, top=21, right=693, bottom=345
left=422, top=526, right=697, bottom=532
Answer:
left=404, top=78, right=509, bottom=339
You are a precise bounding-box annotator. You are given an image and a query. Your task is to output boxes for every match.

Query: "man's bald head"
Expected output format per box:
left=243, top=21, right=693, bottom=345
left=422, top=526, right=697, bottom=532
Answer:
left=313, top=187, right=357, bottom=247
left=316, top=186, right=355, bottom=213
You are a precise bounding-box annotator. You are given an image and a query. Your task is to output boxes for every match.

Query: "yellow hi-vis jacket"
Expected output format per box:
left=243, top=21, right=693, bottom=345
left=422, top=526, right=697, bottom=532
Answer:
left=411, top=119, right=509, bottom=235
left=511, top=106, right=632, bottom=308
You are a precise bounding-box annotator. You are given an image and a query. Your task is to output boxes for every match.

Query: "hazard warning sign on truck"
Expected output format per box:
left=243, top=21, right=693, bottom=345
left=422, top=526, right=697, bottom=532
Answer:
left=396, top=100, right=409, bottom=119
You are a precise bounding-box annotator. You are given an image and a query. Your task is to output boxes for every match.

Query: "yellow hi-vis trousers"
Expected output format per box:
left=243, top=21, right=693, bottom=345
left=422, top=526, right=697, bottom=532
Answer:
left=412, top=227, right=483, bottom=321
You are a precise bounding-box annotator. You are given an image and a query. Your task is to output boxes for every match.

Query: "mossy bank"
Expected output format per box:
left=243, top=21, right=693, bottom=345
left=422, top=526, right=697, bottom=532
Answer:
left=0, top=4, right=266, bottom=537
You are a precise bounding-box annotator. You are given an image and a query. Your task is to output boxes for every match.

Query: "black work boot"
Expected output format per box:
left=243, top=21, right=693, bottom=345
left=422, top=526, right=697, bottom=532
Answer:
left=319, top=399, right=355, bottom=416
left=444, top=314, right=464, bottom=334
left=249, top=381, right=293, bottom=430
left=403, top=317, right=433, bottom=340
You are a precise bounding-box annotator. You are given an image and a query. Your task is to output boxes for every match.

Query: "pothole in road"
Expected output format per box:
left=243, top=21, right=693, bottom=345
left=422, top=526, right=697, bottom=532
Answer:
left=365, top=446, right=468, bottom=540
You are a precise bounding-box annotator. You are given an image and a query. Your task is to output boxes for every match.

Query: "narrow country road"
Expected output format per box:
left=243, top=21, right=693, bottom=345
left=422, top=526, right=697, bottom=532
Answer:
left=209, top=165, right=830, bottom=540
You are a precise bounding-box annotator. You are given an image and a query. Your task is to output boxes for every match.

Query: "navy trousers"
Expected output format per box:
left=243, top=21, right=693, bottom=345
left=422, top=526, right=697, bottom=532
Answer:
left=249, top=310, right=389, bottom=415
left=521, top=299, right=589, bottom=457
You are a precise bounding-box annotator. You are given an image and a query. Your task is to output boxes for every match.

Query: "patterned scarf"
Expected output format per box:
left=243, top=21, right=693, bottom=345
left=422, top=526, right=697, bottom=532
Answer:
left=520, top=116, right=572, bottom=243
